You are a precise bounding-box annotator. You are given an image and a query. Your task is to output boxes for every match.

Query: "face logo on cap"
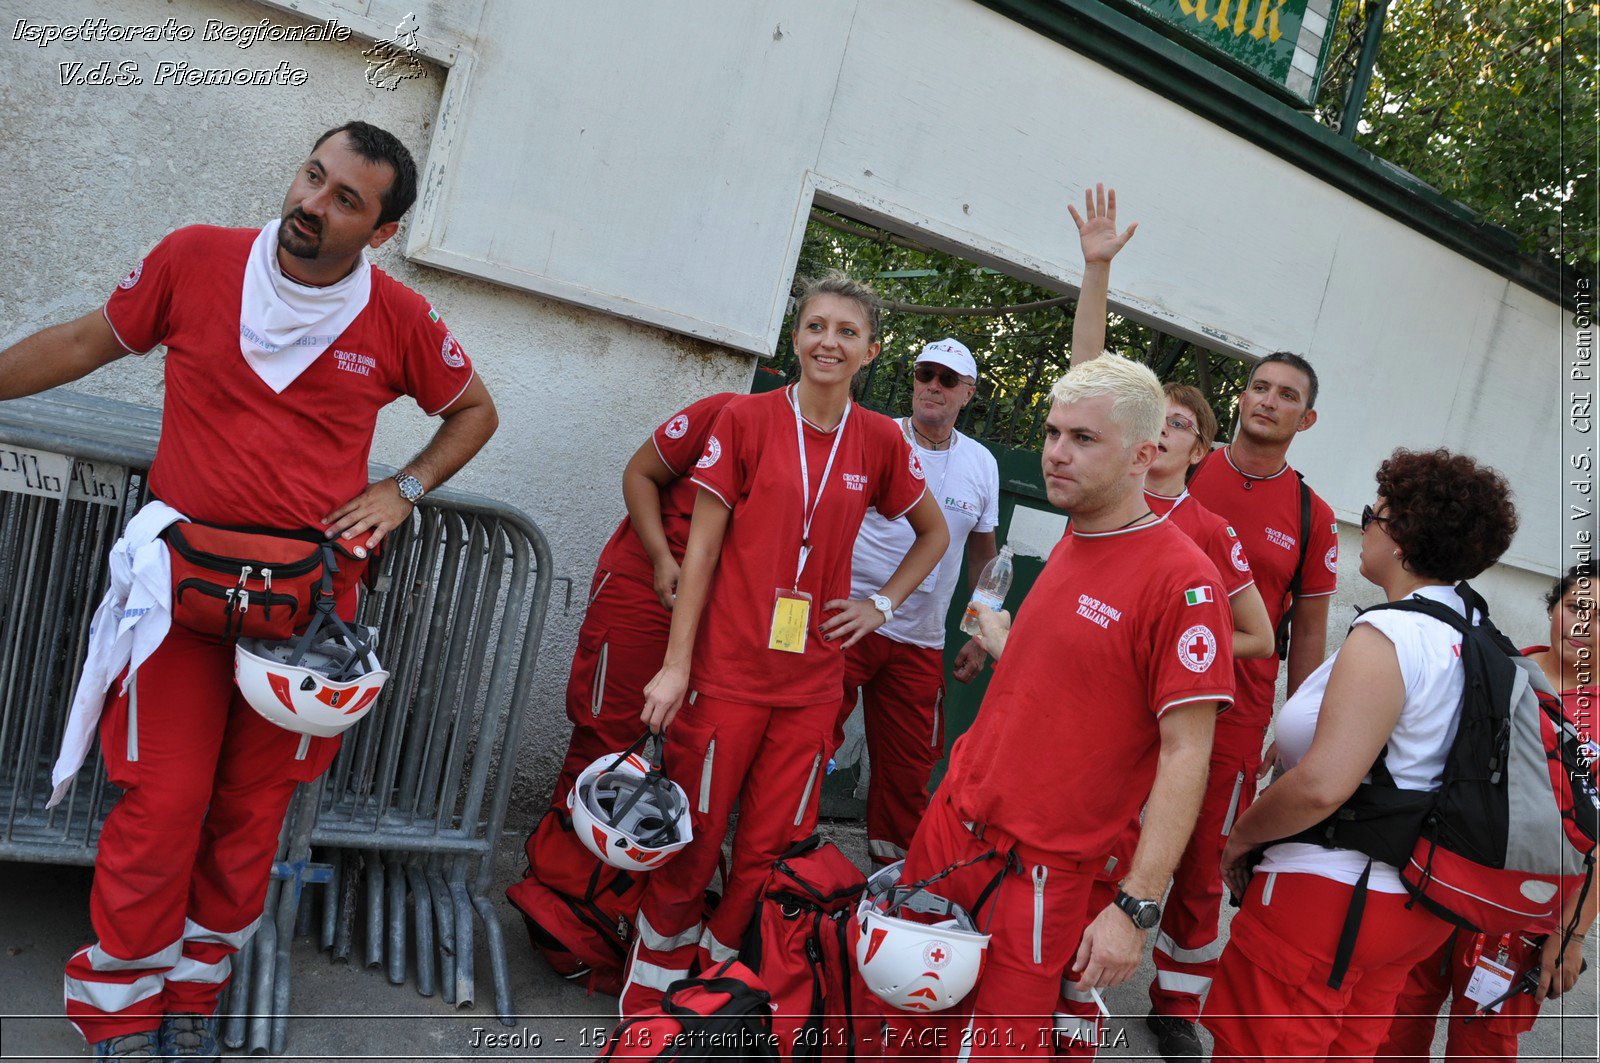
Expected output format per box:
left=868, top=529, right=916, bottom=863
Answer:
left=696, top=436, right=722, bottom=469
left=664, top=413, right=690, bottom=439
left=118, top=261, right=143, bottom=290
left=1178, top=625, right=1218, bottom=673
left=440, top=331, right=466, bottom=369
left=1325, top=546, right=1337, bottom=573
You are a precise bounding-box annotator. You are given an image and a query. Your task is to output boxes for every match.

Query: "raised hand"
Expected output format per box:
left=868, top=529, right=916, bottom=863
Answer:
left=1068, top=183, right=1138, bottom=266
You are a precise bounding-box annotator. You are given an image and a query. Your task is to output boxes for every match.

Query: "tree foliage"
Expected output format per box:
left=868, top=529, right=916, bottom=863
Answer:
left=1315, top=0, right=1597, bottom=275
left=777, top=210, right=1251, bottom=451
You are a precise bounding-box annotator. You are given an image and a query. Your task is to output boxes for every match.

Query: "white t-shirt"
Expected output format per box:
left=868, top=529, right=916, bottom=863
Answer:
left=849, top=424, right=1000, bottom=649
left=1256, top=584, right=1469, bottom=891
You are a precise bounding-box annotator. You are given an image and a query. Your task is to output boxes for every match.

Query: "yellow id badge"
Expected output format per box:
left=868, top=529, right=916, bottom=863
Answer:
left=769, top=589, right=812, bottom=654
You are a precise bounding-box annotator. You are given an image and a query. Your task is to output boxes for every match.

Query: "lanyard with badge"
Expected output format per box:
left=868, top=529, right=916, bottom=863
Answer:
left=902, top=418, right=953, bottom=595
left=770, top=387, right=850, bottom=654
left=1462, top=932, right=1516, bottom=1013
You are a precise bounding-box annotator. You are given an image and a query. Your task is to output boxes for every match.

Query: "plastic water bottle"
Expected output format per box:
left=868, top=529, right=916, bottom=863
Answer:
left=960, top=545, right=1014, bottom=636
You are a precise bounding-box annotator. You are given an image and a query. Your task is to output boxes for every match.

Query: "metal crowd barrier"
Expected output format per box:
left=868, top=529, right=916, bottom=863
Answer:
left=0, top=388, right=552, bottom=1053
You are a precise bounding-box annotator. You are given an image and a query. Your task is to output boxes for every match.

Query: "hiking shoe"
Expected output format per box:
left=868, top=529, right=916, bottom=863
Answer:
left=91, top=1030, right=159, bottom=1059
left=1146, top=1011, right=1204, bottom=1062
left=159, top=1012, right=220, bottom=1059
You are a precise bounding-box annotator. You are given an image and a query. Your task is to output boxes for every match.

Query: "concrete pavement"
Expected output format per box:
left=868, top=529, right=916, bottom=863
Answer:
left=2, top=818, right=1595, bottom=1061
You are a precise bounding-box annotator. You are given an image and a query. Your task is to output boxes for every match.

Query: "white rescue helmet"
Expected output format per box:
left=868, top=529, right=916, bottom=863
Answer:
left=568, top=735, right=693, bottom=872
left=235, top=622, right=389, bottom=739
left=853, top=861, right=989, bottom=1012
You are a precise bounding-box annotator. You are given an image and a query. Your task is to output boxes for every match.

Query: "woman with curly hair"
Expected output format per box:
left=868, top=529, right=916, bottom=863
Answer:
left=1374, top=562, right=1597, bottom=1060
left=1200, top=448, right=1519, bottom=1062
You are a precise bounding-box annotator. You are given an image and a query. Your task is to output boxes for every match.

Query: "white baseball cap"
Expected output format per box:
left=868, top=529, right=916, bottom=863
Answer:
left=915, top=338, right=978, bottom=381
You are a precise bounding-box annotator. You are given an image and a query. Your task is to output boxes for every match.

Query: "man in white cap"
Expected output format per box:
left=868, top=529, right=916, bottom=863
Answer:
left=835, top=337, right=1000, bottom=866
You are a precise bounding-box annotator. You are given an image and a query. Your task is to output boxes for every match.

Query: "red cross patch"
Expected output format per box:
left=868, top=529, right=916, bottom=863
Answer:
left=1178, top=624, right=1218, bottom=673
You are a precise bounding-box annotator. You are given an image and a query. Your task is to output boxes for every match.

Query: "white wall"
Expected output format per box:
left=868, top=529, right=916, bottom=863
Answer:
left=4, top=0, right=1569, bottom=814
left=419, top=0, right=1567, bottom=581
left=0, top=0, right=755, bottom=816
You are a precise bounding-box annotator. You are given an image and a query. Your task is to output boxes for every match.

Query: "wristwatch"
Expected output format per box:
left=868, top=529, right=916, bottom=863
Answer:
left=1113, top=889, right=1161, bottom=930
left=869, top=593, right=894, bottom=623
left=393, top=471, right=425, bottom=504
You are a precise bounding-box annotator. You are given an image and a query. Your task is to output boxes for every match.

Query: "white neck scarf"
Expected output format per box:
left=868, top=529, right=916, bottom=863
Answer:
left=238, top=219, right=372, bottom=393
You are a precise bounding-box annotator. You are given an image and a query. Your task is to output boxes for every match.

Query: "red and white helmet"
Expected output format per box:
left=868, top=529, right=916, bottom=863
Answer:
left=568, top=735, right=692, bottom=872
left=235, top=623, right=389, bottom=738
left=852, top=861, right=989, bottom=1012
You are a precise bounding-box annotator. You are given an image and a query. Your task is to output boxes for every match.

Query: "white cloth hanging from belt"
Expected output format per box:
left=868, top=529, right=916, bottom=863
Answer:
left=49, top=501, right=188, bottom=807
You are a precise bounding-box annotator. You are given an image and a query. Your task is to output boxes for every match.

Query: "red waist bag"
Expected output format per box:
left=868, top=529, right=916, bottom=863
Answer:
left=162, top=522, right=367, bottom=640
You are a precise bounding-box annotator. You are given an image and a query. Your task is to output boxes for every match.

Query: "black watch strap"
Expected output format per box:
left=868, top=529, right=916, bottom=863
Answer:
left=1114, top=888, right=1161, bottom=929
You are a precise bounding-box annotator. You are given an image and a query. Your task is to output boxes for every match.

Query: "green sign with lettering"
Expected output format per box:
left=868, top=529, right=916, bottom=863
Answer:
left=1125, top=0, right=1342, bottom=103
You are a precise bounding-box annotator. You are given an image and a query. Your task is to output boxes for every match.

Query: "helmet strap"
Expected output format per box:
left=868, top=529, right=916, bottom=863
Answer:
left=284, top=545, right=376, bottom=678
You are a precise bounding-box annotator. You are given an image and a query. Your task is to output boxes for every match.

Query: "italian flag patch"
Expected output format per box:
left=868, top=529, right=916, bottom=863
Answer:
left=428, top=307, right=441, bottom=323
left=1184, top=586, right=1213, bottom=606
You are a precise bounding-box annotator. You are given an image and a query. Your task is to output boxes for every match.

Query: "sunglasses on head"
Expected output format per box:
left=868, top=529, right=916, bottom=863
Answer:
left=1360, top=504, right=1389, bottom=531
left=914, top=363, right=968, bottom=388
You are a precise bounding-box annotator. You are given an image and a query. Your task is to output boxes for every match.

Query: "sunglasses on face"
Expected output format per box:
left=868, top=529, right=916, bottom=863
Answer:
left=1165, top=414, right=1199, bottom=436
left=914, top=364, right=967, bottom=388
left=1361, top=504, right=1389, bottom=531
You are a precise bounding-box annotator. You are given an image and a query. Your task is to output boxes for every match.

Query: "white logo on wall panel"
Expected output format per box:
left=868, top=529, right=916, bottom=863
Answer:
left=363, top=13, right=428, bottom=90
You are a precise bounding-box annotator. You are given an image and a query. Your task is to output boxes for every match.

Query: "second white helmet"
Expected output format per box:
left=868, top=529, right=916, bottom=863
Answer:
left=235, top=623, right=389, bottom=739
left=568, top=735, right=693, bottom=872
left=853, top=861, right=990, bottom=1012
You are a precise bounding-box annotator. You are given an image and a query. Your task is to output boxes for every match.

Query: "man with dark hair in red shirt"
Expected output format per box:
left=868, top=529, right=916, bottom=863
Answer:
left=0, top=121, right=497, bottom=1061
left=1145, top=351, right=1337, bottom=1061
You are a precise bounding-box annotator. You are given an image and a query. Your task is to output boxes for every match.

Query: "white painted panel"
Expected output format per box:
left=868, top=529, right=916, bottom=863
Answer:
left=419, top=0, right=854, bottom=351
left=407, top=0, right=1566, bottom=571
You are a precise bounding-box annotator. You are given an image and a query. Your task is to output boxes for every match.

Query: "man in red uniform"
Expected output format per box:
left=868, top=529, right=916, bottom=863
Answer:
left=883, top=354, right=1232, bottom=1059
left=839, top=338, right=999, bottom=867
left=1145, top=351, right=1337, bottom=1060
left=0, top=122, right=497, bottom=1060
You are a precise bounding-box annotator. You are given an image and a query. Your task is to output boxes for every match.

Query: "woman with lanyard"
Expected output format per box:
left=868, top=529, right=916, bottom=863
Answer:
left=1374, top=562, right=1597, bottom=1061
left=619, top=272, right=949, bottom=1014
left=1201, top=448, right=1519, bottom=1062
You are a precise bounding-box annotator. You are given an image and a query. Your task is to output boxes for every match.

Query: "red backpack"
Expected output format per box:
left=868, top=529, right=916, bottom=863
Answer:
left=508, top=806, right=646, bottom=996
left=739, top=836, right=877, bottom=1061
left=597, top=959, right=779, bottom=1060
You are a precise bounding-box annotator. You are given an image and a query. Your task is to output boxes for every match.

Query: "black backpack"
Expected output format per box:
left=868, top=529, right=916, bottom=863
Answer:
left=1290, top=581, right=1598, bottom=987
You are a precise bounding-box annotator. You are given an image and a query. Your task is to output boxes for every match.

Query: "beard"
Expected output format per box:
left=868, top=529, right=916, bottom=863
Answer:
left=277, top=210, right=322, bottom=259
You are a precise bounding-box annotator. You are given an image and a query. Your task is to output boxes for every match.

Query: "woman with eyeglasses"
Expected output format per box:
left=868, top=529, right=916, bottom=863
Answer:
left=1201, top=447, right=1519, bottom=1062
left=1145, top=384, right=1274, bottom=661
left=1374, top=562, right=1597, bottom=1061
left=619, top=271, right=948, bottom=1015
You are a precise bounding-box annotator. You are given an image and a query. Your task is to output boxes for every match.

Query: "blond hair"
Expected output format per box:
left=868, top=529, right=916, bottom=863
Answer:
left=1048, top=355, right=1164, bottom=447
left=793, top=271, right=881, bottom=341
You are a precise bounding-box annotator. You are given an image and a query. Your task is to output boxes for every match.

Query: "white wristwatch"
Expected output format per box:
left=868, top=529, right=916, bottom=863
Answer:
left=869, top=593, right=894, bottom=623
